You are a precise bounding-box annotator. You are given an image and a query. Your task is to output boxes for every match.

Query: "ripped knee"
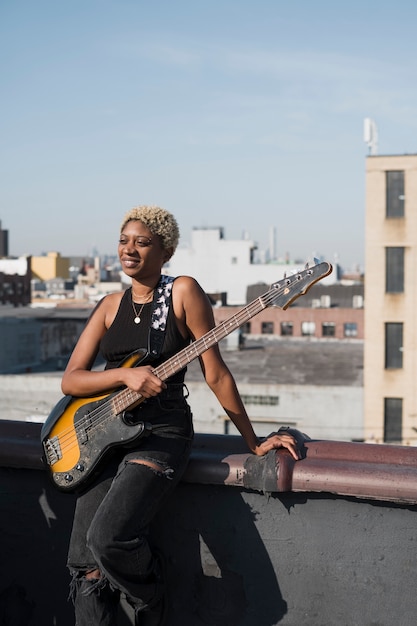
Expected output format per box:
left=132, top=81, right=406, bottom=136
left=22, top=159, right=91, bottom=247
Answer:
left=127, top=459, right=174, bottom=479
left=69, top=568, right=108, bottom=602
left=85, top=568, right=101, bottom=580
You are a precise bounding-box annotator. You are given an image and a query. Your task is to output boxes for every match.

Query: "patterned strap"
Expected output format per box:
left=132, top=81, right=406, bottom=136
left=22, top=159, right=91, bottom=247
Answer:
left=148, top=274, right=175, bottom=359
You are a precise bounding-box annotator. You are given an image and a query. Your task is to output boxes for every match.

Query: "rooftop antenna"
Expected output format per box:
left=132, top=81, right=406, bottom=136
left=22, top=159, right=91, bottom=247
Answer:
left=364, top=117, right=378, bottom=155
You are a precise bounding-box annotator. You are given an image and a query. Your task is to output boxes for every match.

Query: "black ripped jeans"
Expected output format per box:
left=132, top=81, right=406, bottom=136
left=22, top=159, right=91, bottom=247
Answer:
left=67, top=393, right=193, bottom=625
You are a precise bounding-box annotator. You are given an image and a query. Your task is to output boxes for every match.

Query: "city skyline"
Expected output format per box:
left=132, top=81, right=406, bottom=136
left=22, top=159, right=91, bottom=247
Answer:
left=2, top=1, right=417, bottom=271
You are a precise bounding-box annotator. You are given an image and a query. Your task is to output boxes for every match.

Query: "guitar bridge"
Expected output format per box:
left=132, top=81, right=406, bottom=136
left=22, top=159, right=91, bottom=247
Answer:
left=43, top=436, right=62, bottom=466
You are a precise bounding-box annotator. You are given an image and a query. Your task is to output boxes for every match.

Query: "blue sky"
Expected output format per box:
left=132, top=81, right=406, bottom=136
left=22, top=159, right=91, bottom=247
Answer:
left=1, top=0, right=417, bottom=271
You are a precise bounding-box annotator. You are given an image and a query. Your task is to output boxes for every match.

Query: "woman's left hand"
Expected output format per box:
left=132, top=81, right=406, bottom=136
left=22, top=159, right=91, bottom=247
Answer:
left=254, top=432, right=301, bottom=460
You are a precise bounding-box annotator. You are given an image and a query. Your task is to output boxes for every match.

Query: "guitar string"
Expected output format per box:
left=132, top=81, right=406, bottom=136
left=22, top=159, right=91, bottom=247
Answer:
left=49, top=270, right=316, bottom=460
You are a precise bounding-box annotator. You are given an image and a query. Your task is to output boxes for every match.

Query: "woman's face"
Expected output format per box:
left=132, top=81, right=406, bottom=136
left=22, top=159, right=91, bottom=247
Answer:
left=118, top=220, right=168, bottom=280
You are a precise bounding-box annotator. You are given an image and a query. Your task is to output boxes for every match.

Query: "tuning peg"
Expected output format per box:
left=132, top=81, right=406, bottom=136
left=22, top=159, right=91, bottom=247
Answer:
left=313, top=257, right=320, bottom=265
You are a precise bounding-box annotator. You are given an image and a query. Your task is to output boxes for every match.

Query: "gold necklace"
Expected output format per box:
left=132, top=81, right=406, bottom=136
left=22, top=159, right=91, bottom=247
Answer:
left=131, top=290, right=153, bottom=325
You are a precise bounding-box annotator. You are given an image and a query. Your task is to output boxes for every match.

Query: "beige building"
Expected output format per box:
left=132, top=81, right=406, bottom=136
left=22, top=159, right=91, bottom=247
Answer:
left=31, top=252, right=70, bottom=281
left=364, top=154, right=417, bottom=445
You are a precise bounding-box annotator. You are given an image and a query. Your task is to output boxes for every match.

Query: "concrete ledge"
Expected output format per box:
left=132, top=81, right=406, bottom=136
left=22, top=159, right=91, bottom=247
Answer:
left=2, top=421, right=417, bottom=504
left=186, top=431, right=417, bottom=505
left=2, top=421, right=417, bottom=625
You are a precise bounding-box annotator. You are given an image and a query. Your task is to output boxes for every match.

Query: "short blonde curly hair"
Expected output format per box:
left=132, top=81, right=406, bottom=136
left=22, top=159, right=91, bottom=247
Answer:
left=120, top=205, right=180, bottom=253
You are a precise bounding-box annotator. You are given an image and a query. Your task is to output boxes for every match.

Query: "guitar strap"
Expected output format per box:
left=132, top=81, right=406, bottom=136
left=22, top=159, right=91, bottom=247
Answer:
left=147, top=274, right=175, bottom=360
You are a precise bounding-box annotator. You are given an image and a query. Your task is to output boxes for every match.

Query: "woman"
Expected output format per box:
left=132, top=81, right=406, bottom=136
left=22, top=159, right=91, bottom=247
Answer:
left=63, top=205, right=300, bottom=626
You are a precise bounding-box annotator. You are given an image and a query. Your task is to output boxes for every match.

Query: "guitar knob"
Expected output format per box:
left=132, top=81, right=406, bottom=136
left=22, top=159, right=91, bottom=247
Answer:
left=76, top=464, right=85, bottom=472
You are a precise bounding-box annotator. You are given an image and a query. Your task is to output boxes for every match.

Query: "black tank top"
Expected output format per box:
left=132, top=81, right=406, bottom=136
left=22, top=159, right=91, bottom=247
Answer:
left=99, top=284, right=190, bottom=384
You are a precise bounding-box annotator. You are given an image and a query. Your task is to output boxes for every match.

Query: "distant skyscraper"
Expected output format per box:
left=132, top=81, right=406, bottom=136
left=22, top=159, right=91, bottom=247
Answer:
left=0, top=221, right=9, bottom=257
left=269, top=226, right=277, bottom=261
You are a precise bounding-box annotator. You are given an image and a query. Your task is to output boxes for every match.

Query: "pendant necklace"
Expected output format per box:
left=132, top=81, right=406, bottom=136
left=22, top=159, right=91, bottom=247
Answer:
left=131, top=290, right=153, bottom=325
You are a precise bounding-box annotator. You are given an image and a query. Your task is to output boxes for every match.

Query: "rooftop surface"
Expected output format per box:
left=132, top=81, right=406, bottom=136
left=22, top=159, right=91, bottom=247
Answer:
left=186, top=338, right=363, bottom=387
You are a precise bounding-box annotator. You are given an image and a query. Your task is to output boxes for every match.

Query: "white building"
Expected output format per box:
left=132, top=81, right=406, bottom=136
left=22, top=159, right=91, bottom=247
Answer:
left=166, top=227, right=337, bottom=305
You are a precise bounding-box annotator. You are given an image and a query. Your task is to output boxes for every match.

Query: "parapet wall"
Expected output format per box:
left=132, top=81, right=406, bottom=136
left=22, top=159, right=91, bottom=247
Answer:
left=1, top=421, right=417, bottom=626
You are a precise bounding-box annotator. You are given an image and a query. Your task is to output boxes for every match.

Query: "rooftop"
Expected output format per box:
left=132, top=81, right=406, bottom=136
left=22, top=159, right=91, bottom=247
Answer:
left=186, top=337, right=363, bottom=387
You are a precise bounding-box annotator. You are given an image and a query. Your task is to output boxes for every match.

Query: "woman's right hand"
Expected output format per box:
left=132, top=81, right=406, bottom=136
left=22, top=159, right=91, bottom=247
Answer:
left=121, top=365, right=167, bottom=398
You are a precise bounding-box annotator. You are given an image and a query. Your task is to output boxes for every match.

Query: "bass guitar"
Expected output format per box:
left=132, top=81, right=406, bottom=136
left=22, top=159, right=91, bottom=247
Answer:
left=41, top=260, right=332, bottom=491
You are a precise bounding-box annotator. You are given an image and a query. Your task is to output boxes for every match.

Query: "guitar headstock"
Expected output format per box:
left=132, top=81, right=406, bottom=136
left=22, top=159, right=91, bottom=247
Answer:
left=263, top=261, right=333, bottom=310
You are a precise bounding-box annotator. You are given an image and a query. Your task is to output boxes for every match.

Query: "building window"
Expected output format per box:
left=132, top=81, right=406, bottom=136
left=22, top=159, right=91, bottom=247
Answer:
left=386, top=247, right=404, bottom=293
left=240, top=394, right=279, bottom=406
left=322, top=322, right=335, bottom=337
left=386, top=170, right=404, bottom=217
left=301, top=321, right=315, bottom=336
left=385, top=322, right=403, bottom=368
left=280, top=322, right=293, bottom=336
left=242, top=322, right=251, bottom=334
left=261, top=321, right=274, bottom=334
left=384, top=398, right=402, bottom=443
left=344, top=322, right=358, bottom=338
